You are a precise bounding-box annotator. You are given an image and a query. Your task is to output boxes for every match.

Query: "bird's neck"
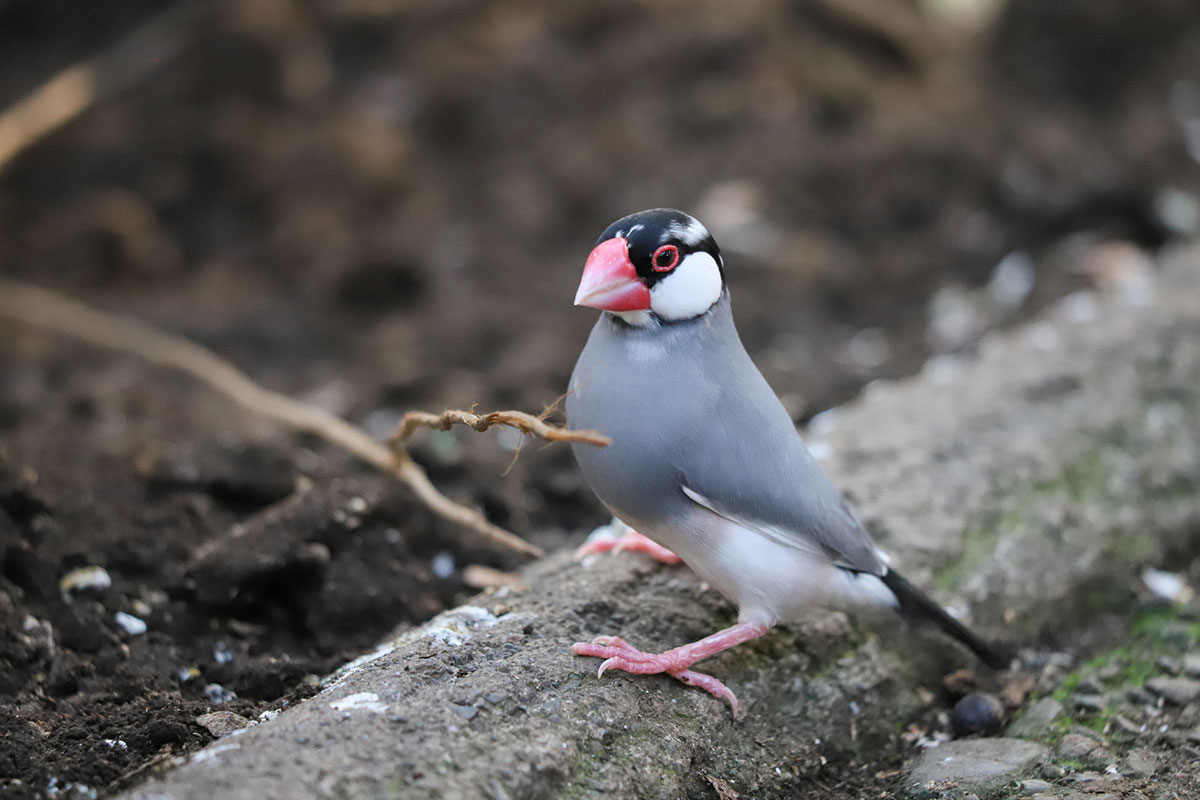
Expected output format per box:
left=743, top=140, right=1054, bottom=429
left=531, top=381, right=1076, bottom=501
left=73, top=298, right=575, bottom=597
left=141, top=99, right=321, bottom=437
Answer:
left=605, top=289, right=730, bottom=331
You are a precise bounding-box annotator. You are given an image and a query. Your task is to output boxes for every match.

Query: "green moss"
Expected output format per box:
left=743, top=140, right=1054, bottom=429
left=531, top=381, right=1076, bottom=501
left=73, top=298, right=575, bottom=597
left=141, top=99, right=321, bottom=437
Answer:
left=1048, top=714, right=1074, bottom=739
left=931, top=417, right=1197, bottom=603
left=933, top=521, right=996, bottom=594
left=1105, top=532, right=1160, bottom=564
left=1057, top=444, right=1117, bottom=503
left=931, top=457, right=1103, bottom=597
left=1026, top=604, right=1200, bottom=746
left=562, top=724, right=691, bottom=800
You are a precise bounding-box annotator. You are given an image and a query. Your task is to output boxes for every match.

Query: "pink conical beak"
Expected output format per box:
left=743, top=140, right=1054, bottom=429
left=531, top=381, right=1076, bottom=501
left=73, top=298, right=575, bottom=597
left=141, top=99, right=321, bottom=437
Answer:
left=574, top=237, right=650, bottom=311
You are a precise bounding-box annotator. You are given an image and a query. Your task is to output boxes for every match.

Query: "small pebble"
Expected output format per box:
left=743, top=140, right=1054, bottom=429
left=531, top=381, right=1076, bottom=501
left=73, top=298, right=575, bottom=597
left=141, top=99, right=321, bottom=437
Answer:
left=1074, top=694, right=1107, bottom=713
left=196, top=711, right=251, bottom=738
left=204, top=683, right=236, bottom=705
left=431, top=551, right=456, bottom=580
left=943, top=668, right=978, bottom=696
left=1126, top=686, right=1156, bottom=705
left=1183, top=653, right=1200, bottom=678
left=1111, top=715, right=1144, bottom=737
left=59, top=566, right=112, bottom=597
left=1142, top=568, right=1186, bottom=602
left=845, top=327, right=889, bottom=369
left=1059, top=290, right=1098, bottom=323
left=988, top=251, right=1035, bottom=308
left=999, top=673, right=1035, bottom=709
left=1157, top=656, right=1182, bottom=675
left=1020, top=779, right=1053, bottom=792
left=1007, top=697, right=1062, bottom=739
left=1146, top=676, right=1200, bottom=706
left=213, top=641, right=234, bottom=665
left=950, top=692, right=1005, bottom=737
left=1157, top=187, right=1200, bottom=234
left=1123, top=749, right=1159, bottom=778
left=449, top=703, right=478, bottom=720
left=113, top=612, right=147, bottom=636
left=1058, top=732, right=1100, bottom=760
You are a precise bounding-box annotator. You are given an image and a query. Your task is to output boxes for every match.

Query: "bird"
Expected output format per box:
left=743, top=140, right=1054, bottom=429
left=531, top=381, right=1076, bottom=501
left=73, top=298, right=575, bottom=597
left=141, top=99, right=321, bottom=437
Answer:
left=565, top=208, right=1006, bottom=715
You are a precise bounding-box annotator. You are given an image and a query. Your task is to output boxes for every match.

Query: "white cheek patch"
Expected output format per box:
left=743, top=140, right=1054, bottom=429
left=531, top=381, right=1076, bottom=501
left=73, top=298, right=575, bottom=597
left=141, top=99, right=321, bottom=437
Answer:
left=650, top=251, right=722, bottom=321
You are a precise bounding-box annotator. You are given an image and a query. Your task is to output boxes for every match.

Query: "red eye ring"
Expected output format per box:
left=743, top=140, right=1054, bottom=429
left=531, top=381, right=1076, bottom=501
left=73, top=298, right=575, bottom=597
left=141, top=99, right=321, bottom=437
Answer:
left=651, top=244, right=680, bottom=272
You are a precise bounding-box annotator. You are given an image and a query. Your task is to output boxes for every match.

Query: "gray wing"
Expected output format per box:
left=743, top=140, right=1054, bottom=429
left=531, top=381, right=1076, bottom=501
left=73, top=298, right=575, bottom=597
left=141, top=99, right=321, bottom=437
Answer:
left=673, top=366, right=887, bottom=576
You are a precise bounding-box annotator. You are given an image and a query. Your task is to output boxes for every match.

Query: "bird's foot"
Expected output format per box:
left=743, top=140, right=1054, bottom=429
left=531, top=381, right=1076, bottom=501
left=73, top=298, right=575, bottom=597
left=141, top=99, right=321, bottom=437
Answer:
left=575, top=528, right=682, bottom=564
left=572, top=635, right=740, bottom=714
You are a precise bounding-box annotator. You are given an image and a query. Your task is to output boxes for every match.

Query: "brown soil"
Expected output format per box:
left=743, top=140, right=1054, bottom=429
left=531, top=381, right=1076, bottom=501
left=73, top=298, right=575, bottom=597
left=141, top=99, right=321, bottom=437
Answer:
left=1, top=0, right=1198, bottom=797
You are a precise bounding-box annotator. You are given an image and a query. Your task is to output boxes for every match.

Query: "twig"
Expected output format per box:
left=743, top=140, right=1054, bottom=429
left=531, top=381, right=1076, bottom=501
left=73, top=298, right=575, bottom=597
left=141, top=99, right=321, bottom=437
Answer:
left=390, top=409, right=609, bottom=448
left=388, top=412, right=608, bottom=549
left=0, top=1, right=208, bottom=174
left=0, top=279, right=607, bottom=559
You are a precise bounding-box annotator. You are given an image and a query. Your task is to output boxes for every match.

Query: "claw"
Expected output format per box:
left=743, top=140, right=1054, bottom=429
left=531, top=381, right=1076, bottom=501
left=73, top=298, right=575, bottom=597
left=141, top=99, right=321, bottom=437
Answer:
left=673, top=669, right=740, bottom=717
left=570, top=621, right=770, bottom=715
left=572, top=637, right=741, bottom=712
left=576, top=527, right=682, bottom=565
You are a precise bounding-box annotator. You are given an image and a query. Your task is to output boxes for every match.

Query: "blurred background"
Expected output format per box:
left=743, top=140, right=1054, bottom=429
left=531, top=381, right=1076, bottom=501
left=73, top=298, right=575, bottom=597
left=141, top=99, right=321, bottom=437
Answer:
left=1, top=0, right=1200, bottom=794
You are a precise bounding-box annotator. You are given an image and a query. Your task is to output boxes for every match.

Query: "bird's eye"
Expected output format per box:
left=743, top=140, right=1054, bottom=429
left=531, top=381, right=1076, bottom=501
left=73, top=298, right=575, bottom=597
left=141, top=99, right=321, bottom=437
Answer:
left=652, top=244, right=680, bottom=272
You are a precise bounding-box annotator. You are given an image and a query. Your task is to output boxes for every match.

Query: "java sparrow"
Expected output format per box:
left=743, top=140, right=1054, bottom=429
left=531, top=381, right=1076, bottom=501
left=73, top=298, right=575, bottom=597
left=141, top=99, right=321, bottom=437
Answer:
left=566, top=209, right=1005, bottom=714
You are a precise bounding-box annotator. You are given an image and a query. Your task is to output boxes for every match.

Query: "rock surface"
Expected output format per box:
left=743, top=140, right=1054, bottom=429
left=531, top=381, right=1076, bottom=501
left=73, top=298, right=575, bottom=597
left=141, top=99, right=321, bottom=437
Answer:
left=122, top=246, right=1200, bottom=799
left=1007, top=698, right=1064, bottom=740
left=1057, top=732, right=1104, bottom=761
left=906, top=738, right=1048, bottom=793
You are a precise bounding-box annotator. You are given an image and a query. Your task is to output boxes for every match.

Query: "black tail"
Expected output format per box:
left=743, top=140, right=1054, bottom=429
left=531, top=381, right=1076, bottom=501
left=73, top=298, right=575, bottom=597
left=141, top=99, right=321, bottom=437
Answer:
left=880, top=569, right=1009, bottom=670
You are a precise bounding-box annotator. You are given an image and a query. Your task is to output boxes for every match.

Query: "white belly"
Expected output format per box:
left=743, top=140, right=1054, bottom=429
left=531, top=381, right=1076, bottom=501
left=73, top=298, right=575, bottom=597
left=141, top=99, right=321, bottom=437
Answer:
left=631, top=508, right=896, bottom=627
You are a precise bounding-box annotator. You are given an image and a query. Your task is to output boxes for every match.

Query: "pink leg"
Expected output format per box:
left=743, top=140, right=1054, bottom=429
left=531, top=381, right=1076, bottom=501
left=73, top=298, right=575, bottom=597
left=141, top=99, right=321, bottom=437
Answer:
left=572, top=621, right=771, bottom=716
left=576, top=528, right=682, bottom=565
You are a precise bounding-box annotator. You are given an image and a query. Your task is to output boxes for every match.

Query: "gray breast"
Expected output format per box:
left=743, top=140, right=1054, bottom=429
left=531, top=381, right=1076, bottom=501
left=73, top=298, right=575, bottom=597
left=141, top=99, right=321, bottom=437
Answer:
left=566, top=307, right=726, bottom=525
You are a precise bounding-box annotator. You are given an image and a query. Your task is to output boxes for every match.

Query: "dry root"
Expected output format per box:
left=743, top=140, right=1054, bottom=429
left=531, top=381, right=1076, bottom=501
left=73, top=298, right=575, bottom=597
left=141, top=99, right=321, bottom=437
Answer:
left=390, top=409, right=608, bottom=448
left=0, top=278, right=608, bottom=558
left=0, top=2, right=207, bottom=174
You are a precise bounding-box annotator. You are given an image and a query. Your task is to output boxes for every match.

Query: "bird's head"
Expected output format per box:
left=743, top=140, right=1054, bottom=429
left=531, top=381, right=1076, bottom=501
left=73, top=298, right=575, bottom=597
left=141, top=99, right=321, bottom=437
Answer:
left=574, top=209, right=724, bottom=325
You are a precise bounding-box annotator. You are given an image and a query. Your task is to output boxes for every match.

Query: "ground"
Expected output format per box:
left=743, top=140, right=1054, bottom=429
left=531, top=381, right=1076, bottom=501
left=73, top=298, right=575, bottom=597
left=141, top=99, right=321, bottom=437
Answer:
left=1, top=0, right=1199, bottom=797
